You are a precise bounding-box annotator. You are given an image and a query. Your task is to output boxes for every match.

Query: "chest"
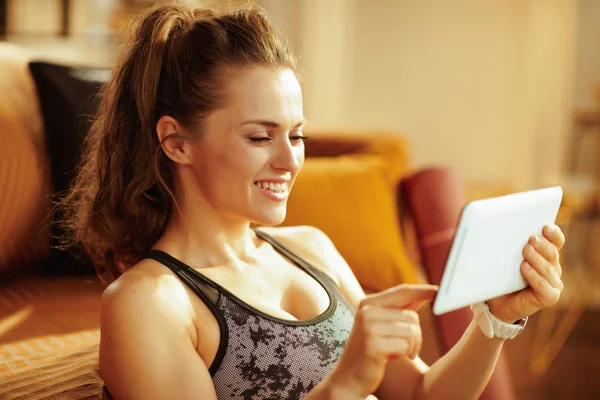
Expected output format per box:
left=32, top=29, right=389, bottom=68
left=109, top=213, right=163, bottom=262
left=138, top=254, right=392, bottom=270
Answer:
left=198, top=258, right=331, bottom=322
left=181, top=251, right=340, bottom=373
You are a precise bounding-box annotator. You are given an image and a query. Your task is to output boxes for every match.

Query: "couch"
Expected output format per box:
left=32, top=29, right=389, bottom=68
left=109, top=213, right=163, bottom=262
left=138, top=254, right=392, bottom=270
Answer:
left=0, top=41, right=513, bottom=399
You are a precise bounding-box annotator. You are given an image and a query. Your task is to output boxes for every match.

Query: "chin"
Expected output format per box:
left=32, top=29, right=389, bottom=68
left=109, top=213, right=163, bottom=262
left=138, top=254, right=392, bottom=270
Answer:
left=251, top=207, right=287, bottom=227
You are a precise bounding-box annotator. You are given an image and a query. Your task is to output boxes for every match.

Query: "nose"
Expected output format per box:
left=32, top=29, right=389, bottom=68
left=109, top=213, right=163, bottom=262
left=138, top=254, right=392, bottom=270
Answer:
left=269, top=138, right=303, bottom=173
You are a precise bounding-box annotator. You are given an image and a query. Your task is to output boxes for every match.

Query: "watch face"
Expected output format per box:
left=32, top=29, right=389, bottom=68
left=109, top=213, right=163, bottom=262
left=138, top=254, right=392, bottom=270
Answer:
left=510, top=317, right=528, bottom=336
left=518, top=316, right=529, bottom=332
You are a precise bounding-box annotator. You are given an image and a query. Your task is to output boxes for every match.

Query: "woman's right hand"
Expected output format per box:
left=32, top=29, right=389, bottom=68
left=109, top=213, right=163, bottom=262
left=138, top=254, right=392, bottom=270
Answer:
left=330, top=284, right=439, bottom=398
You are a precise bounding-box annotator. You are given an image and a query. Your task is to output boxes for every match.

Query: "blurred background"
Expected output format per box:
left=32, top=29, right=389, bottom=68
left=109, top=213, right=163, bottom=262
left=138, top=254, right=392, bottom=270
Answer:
left=3, top=0, right=597, bottom=193
left=0, top=0, right=599, bottom=399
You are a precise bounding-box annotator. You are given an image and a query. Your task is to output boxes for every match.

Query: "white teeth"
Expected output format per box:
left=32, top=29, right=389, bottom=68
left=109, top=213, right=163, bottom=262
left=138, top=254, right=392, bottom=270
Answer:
left=255, top=182, right=286, bottom=192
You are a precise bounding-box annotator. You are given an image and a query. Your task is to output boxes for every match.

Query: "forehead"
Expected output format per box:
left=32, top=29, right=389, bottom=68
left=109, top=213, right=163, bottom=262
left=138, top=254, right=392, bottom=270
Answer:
left=225, top=67, right=303, bottom=121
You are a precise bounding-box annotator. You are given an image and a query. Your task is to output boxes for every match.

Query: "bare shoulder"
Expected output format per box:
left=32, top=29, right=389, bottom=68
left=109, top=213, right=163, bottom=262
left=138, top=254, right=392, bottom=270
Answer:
left=258, top=225, right=332, bottom=247
left=99, top=259, right=217, bottom=399
left=103, top=259, right=190, bottom=311
left=100, top=258, right=197, bottom=344
left=258, top=225, right=340, bottom=285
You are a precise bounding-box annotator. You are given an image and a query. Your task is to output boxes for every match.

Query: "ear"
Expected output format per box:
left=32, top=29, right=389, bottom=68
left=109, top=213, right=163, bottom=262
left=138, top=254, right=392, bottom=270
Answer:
left=156, top=115, right=193, bottom=165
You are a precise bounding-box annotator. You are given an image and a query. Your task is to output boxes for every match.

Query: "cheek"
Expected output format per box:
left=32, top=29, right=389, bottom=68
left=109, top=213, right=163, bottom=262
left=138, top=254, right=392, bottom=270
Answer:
left=190, top=144, right=232, bottom=192
left=203, top=143, right=267, bottom=188
left=229, top=147, right=269, bottom=181
left=232, top=147, right=260, bottom=170
left=194, top=141, right=240, bottom=172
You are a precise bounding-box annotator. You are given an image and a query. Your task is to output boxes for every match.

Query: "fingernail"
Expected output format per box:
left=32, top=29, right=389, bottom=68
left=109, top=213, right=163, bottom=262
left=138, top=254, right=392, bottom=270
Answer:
left=523, top=261, right=532, bottom=270
left=531, top=236, right=539, bottom=245
left=547, top=225, right=555, bottom=234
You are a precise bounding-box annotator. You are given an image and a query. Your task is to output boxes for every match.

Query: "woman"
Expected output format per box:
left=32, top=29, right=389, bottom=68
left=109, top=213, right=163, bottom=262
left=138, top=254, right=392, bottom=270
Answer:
left=60, top=3, right=566, bottom=399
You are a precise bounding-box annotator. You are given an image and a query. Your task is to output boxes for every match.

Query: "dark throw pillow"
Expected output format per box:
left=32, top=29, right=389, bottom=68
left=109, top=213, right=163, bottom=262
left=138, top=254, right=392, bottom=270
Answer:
left=29, top=61, right=111, bottom=276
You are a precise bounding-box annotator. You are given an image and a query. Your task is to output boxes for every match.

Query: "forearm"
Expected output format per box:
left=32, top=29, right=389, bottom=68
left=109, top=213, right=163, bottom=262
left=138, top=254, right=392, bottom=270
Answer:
left=304, top=371, right=381, bottom=400
left=418, top=320, right=505, bottom=400
left=304, top=373, right=361, bottom=400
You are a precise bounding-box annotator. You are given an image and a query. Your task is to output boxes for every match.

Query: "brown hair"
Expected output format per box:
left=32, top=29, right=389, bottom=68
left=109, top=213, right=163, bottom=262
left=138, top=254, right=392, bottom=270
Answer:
left=58, top=2, right=298, bottom=284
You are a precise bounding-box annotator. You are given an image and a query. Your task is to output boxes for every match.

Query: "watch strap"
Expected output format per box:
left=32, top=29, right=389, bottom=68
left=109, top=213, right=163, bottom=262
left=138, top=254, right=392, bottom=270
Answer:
left=471, top=302, right=528, bottom=339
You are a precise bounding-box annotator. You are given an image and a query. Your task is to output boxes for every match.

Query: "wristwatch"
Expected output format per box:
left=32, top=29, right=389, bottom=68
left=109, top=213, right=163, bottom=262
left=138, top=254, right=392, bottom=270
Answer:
left=470, top=302, right=528, bottom=339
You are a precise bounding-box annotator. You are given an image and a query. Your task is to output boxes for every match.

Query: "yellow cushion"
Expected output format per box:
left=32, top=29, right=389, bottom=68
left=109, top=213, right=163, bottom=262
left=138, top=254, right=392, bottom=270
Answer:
left=283, top=154, right=417, bottom=292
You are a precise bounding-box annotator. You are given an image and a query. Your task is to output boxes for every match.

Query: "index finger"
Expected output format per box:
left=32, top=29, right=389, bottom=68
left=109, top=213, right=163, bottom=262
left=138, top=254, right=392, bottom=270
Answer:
left=363, top=284, right=438, bottom=308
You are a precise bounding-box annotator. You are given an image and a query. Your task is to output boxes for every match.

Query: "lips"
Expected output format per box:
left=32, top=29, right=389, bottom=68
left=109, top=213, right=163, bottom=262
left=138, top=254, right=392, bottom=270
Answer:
left=254, top=180, right=289, bottom=201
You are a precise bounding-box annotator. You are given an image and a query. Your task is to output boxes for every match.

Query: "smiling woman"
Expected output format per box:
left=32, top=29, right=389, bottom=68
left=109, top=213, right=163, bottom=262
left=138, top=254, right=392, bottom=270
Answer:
left=53, top=2, right=565, bottom=400
left=57, top=3, right=361, bottom=399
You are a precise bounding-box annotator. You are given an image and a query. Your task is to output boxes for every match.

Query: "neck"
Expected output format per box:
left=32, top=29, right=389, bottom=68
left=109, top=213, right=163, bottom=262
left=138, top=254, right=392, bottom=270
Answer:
left=154, top=178, right=261, bottom=269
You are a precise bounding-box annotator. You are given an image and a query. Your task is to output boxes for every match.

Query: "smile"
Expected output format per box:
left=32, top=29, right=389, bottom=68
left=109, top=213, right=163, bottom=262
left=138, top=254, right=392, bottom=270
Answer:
left=254, top=181, right=289, bottom=201
left=254, top=181, right=287, bottom=192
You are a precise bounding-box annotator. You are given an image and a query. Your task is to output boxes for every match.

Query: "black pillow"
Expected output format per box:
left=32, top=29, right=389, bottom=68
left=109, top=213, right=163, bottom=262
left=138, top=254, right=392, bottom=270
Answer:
left=29, top=61, right=111, bottom=275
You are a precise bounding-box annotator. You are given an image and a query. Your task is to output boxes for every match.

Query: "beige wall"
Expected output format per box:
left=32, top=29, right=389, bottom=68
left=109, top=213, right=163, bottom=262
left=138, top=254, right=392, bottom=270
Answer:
left=265, top=0, right=578, bottom=191
left=573, top=0, right=600, bottom=110
left=6, top=0, right=62, bottom=34
left=5, top=0, right=113, bottom=37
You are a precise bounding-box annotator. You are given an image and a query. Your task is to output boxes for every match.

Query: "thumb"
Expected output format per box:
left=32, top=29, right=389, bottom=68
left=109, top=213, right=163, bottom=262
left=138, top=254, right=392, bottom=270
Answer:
left=363, top=284, right=438, bottom=308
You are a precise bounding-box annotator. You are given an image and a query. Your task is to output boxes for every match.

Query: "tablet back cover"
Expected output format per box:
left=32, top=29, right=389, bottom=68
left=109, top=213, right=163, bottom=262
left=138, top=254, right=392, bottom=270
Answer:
left=433, top=186, right=563, bottom=315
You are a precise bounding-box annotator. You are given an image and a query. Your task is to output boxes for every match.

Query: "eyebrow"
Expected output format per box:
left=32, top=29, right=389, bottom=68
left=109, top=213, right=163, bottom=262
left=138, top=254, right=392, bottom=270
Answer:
left=240, top=119, right=307, bottom=129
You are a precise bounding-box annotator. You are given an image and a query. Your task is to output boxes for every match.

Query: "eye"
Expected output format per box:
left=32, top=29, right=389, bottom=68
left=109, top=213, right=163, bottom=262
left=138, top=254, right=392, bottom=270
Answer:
left=290, top=131, right=308, bottom=145
left=249, top=137, right=271, bottom=143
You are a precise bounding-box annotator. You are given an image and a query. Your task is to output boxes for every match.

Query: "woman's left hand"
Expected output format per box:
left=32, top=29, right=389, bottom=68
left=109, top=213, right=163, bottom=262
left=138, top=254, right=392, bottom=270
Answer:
left=487, top=224, right=566, bottom=323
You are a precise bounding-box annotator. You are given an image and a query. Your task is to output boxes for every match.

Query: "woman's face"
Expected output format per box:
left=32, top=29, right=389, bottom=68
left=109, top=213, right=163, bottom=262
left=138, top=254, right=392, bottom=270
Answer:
left=190, top=67, right=305, bottom=226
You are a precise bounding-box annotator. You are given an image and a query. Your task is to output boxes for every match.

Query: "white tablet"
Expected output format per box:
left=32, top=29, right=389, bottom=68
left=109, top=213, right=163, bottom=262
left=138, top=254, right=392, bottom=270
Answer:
left=432, top=186, right=563, bottom=315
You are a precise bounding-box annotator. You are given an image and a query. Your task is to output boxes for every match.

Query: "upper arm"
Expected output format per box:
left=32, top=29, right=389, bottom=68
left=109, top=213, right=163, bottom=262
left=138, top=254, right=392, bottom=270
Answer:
left=295, top=226, right=431, bottom=400
left=99, top=275, right=218, bottom=400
